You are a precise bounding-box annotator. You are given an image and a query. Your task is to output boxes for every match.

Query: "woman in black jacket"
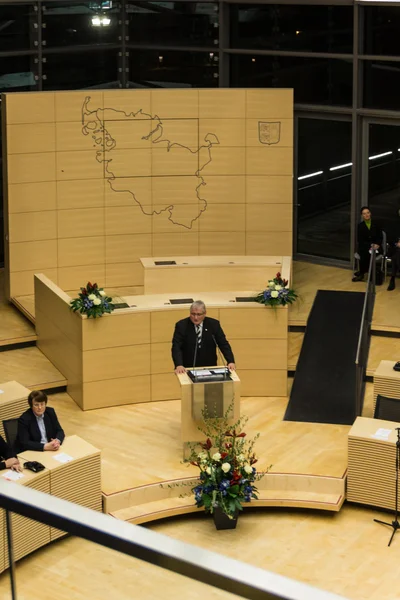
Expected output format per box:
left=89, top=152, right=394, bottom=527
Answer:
left=353, top=206, right=382, bottom=282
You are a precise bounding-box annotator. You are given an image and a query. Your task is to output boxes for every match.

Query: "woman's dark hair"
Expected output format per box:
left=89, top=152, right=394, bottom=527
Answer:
left=360, top=206, right=370, bottom=214
left=28, top=390, right=48, bottom=408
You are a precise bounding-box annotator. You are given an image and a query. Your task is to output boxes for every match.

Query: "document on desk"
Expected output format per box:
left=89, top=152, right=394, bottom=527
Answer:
left=371, top=428, right=392, bottom=441
left=2, top=471, right=24, bottom=481
left=191, top=369, right=212, bottom=376
left=0, top=390, right=4, bottom=394
left=53, top=453, right=73, bottom=464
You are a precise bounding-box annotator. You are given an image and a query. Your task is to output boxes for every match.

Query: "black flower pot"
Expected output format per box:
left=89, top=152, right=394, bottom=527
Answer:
left=212, top=507, right=239, bottom=530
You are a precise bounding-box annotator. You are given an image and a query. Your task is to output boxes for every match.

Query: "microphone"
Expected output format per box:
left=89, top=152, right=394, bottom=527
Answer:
left=192, top=326, right=199, bottom=383
left=211, top=334, right=229, bottom=380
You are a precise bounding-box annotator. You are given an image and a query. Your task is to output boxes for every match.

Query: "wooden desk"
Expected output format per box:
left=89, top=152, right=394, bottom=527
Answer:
left=347, top=416, right=399, bottom=510
left=0, top=381, right=30, bottom=438
left=0, top=434, right=101, bottom=573
left=141, top=255, right=290, bottom=295
left=373, top=360, right=400, bottom=413
left=35, top=275, right=289, bottom=410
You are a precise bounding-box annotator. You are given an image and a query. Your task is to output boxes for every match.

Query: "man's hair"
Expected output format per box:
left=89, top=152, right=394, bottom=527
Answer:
left=190, top=300, right=206, bottom=314
left=28, top=390, right=48, bottom=408
left=360, top=206, right=370, bottom=214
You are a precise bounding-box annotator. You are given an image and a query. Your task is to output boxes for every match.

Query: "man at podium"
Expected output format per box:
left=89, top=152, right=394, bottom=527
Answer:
left=172, top=300, right=236, bottom=375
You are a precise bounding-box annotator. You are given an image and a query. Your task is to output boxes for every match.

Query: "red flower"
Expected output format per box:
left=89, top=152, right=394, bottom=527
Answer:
left=250, top=454, right=258, bottom=465
left=225, top=442, right=232, bottom=449
left=201, top=438, right=212, bottom=450
left=237, top=432, right=246, bottom=438
left=276, top=272, right=281, bottom=278
left=225, top=431, right=233, bottom=437
left=190, top=461, right=199, bottom=467
left=220, top=452, right=228, bottom=459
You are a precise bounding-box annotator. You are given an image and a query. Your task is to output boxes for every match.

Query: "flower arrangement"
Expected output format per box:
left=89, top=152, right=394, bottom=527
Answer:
left=254, top=272, right=297, bottom=307
left=70, top=282, right=115, bottom=318
left=186, top=405, right=267, bottom=520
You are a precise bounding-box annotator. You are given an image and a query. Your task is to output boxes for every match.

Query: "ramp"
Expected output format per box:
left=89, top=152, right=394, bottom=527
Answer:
left=285, top=290, right=365, bottom=425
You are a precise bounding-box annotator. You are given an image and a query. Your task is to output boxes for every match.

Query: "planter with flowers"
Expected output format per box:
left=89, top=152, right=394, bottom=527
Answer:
left=70, top=282, right=115, bottom=318
left=254, top=272, right=297, bottom=307
left=185, top=405, right=267, bottom=529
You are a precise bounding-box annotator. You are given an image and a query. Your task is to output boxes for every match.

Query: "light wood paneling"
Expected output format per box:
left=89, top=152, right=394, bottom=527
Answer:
left=57, top=208, right=105, bottom=239
left=152, top=146, right=198, bottom=177
left=58, top=265, right=106, bottom=291
left=10, top=269, right=58, bottom=297
left=152, top=205, right=200, bottom=233
left=105, top=205, right=152, bottom=235
left=56, top=150, right=104, bottom=180
left=104, top=119, right=153, bottom=149
left=150, top=309, right=189, bottom=343
left=246, top=175, right=292, bottom=204
left=105, top=234, right=152, bottom=263
left=8, top=181, right=57, bottom=213
left=103, top=89, right=152, bottom=119
left=106, top=148, right=152, bottom=178
left=9, top=240, right=58, bottom=272
left=234, top=338, right=287, bottom=370
left=151, top=342, right=175, bottom=374
left=105, top=262, right=143, bottom=287
left=152, top=233, right=199, bottom=256
left=55, top=90, right=103, bottom=122
left=83, top=344, right=151, bottom=382
left=202, top=147, right=246, bottom=176
left=246, top=204, right=292, bottom=232
left=7, top=123, right=56, bottom=154
left=9, top=211, right=57, bottom=243
left=239, top=369, right=288, bottom=396
left=246, top=232, right=293, bottom=256
left=57, top=179, right=105, bottom=210
left=151, top=89, right=199, bottom=119
left=4, top=92, right=55, bottom=124
left=199, top=119, right=246, bottom=147
left=58, top=237, right=105, bottom=268
left=220, top=307, right=287, bottom=339
left=83, top=376, right=151, bottom=409
left=7, top=152, right=56, bottom=184
left=197, top=175, right=246, bottom=204
left=246, top=147, right=293, bottom=176
left=199, top=89, right=246, bottom=119
left=152, top=175, right=203, bottom=206
left=105, top=177, right=152, bottom=208
left=246, top=119, right=293, bottom=147
left=152, top=118, right=199, bottom=151
left=83, top=311, right=150, bottom=350
left=151, top=372, right=180, bottom=401
left=199, top=232, right=246, bottom=255
left=246, top=88, right=294, bottom=119
left=199, top=204, right=246, bottom=232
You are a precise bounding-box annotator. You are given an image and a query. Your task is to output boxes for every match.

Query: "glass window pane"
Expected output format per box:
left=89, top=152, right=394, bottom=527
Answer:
left=0, top=3, right=37, bottom=52
left=368, top=123, right=400, bottom=245
left=127, top=2, right=219, bottom=47
left=297, top=118, right=352, bottom=261
left=129, top=50, right=218, bottom=88
left=363, top=61, right=400, bottom=111
left=231, top=55, right=352, bottom=106
left=0, top=55, right=37, bottom=92
left=43, top=1, right=120, bottom=48
left=42, top=50, right=120, bottom=89
left=364, top=7, right=400, bottom=56
left=230, top=4, right=353, bottom=53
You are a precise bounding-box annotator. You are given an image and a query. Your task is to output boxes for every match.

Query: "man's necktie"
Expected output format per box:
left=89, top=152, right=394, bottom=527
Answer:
left=196, top=325, right=202, bottom=348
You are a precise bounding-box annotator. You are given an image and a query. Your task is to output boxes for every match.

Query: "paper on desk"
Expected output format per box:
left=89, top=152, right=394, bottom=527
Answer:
left=53, top=453, right=73, bottom=464
left=191, top=369, right=212, bottom=376
left=0, top=390, right=4, bottom=394
left=371, top=428, right=392, bottom=441
left=2, top=470, right=24, bottom=481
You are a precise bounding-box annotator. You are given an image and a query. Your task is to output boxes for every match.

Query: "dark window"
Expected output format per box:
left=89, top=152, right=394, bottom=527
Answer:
left=0, top=55, right=37, bottom=92
left=230, top=4, right=353, bottom=53
left=43, top=1, right=120, bottom=48
left=129, top=50, right=218, bottom=88
left=364, top=60, right=400, bottom=111
left=42, top=50, right=120, bottom=89
left=364, top=7, right=400, bottom=57
left=127, top=2, right=218, bottom=48
left=367, top=123, right=400, bottom=245
left=0, top=3, right=37, bottom=52
left=297, top=118, right=352, bottom=261
left=231, top=55, right=352, bottom=106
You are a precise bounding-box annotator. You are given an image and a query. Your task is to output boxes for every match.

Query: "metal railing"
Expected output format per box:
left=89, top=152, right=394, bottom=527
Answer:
left=0, top=480, right=348, bottom=600
left=355, top=249, right=376, bottom=416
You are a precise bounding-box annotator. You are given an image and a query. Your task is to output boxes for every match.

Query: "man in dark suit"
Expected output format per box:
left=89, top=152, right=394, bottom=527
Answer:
left=171, top=300, right=236, bottom=374
left=17, top=390, right=65, bottom=452
left=0, top=436, right=21, bottom=472
left=352, top=206, right=382, bottom=282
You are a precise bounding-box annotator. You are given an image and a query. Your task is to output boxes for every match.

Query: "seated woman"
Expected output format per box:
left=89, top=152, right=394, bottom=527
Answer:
left=17, top=390, right=65, bottom=452
left=353, top=206, right=382, bottom=282
left=387, top=237, right=400, bottom=291
left=0, top=435, right=21, bottom=472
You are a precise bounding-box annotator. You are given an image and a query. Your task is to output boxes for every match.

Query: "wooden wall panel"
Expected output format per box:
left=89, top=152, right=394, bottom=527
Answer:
left=83, top=311, right=151, bottom=350
left=3, top=89, right=293, bottom=302
left=83, top=376, right=151, bottom=409
left=83, top=344, right=151, bottom=382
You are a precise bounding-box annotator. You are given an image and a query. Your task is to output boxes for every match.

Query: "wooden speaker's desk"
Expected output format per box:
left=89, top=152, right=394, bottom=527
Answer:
left=0, top=381, right=31, bottom=439
left=373, top=360, right=400, bottom=414
left=141, top=255, right=289, bottom=294
left=35, top=275, right=289, bottom=410
left=347, top=416, right=399, bottom=510
left=0, top=434, right=101, bottom=573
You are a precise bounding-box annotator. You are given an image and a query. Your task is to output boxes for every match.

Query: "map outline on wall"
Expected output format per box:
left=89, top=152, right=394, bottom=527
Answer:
left=81, top=96, right=220, bottom=230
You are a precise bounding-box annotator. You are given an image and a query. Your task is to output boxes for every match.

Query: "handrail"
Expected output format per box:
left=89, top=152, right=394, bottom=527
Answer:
left=0, top=480, right=347, bottom=600
left=355, top=249, right=376, bottom=366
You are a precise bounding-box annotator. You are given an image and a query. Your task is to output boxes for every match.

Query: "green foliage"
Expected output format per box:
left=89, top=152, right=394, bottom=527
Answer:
left=254, top=272, right=297, bottom=307
left=69, top=281, right=115, bottom=319
left=185, top=402, right=269, bottom=519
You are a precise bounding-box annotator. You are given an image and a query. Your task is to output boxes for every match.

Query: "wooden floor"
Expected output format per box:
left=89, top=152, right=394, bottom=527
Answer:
left=0, top=261, right=399, bottom=600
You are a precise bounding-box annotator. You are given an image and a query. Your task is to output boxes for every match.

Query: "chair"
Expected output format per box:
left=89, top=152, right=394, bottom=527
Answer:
left=374, top=394, right=400, bottom=422
left=2, top=418, right=19, bottom=454
left=353, top=230, right=387, bottom=281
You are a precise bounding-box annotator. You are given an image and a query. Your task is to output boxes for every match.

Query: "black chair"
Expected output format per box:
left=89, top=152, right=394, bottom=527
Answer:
left=374, top=395, right=400, bottom=422
left=2, top=418, right=19, bottom=454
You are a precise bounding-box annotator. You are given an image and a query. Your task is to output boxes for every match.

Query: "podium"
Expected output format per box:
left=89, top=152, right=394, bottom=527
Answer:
left=177, top=367, right=241, bottom=455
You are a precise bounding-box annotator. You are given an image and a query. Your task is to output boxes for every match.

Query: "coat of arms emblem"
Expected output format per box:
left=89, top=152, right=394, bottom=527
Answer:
left=258, top=121, right=281, bottom=145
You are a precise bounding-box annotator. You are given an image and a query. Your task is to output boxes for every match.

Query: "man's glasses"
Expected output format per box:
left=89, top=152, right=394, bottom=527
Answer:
left=190, top=312, right=205, bottom=317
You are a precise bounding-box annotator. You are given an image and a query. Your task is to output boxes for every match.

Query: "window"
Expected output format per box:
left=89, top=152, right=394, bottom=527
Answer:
left=42, top=50, right=120, bottom=89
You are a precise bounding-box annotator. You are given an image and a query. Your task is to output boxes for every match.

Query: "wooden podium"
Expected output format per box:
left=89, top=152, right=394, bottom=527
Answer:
left=177, top=367, right=240, bottom=455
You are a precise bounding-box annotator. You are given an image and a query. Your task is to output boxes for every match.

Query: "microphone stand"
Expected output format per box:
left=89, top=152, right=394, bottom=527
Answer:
left=374, top=427, right=400, bottom=546
left=192, top=328, right=199, bottom=383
